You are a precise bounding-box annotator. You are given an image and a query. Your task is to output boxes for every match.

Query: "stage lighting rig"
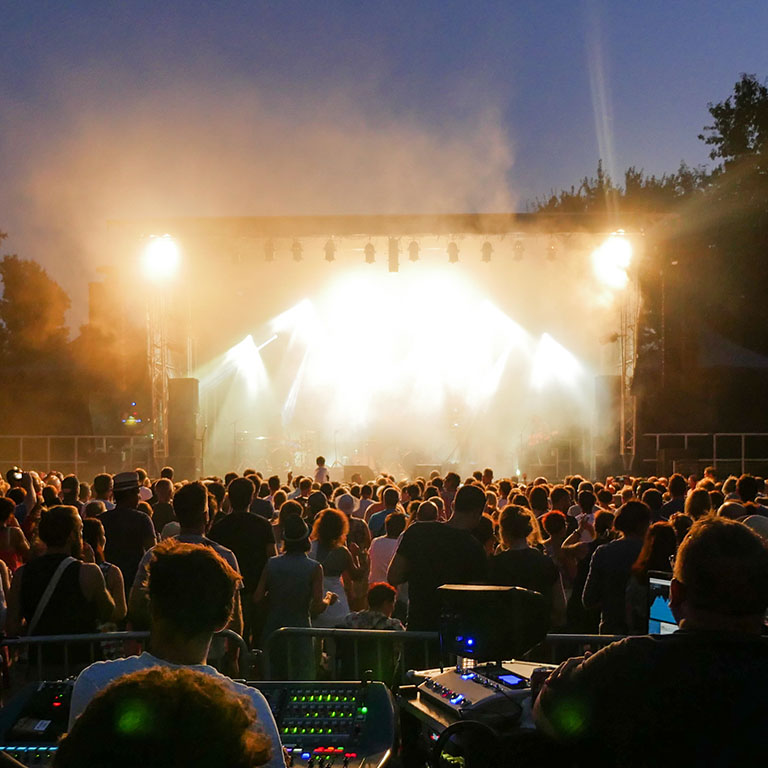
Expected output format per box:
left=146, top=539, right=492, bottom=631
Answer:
left=291, top=239, right=303, bottom=262
left=364, top=242, right=376, bottom=264
left=408, top=240, right=420, bottom=262
left=388, top=237, right=399, bottom=273
left=481, top=241, right=493, bottom=263
left=447, top=241, right=459, bottom=264
left=264, top=239, right=275, bottom=262
left=324, top=239, right=336, bottom=262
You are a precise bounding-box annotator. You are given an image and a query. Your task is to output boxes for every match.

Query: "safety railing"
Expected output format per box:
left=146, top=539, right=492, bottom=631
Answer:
left=263, top=627, right=441, bottom=683
left=262, top=627, right=628, bottom=683
left=642, top=432, right=768, bottom=476
left=0, top=629, right=254, bottom=685
left=0, top=435, right=154, bottom=476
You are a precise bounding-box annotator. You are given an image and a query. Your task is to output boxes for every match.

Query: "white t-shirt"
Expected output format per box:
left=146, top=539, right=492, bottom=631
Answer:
left=69, top=652, right=285, bottom=768
left=368, top=535, right=399, bottom=583
left=314, top=466, right=329, bottom=484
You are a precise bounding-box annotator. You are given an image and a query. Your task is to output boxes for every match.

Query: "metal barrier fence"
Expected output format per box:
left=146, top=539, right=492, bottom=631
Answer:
left=1, top=629, right=254, bottom=684
left=263, top=627, right=627, bottom=682
left=263, top=628, right=442, bottom=683
left=0, top=435, right=154, bottom=476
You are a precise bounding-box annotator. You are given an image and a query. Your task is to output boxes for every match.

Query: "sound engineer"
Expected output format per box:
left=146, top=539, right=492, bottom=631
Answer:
left=69, top=541, right=286, bottom=767
left=534, top=518, right=768, bottom=766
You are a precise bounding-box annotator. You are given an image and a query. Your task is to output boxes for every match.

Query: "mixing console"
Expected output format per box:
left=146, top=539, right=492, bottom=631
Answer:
left=0, top=679, right=395, bottom=768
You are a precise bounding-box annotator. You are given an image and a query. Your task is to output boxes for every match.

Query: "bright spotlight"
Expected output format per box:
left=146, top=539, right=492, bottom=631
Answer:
left=530, top=333, right=583, bottom=390
left=291, top=240, right=303, bottom=262
left=447, top=242, right=459, bottom=264
left=364, top=243, right=376, bottom=264
left=592, top=231, right=632, bottom=289
left=408, top=241, right=420, bottom=261
left=141, top=235, right=180, bottom=281
left=324, top=239, right=336, bottom=262
left=481, top=241, right=493, bottom=263
left=225, top=335, right=268, bottom=393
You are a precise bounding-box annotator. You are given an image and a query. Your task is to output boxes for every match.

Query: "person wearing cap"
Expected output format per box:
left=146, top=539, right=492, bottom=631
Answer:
left=60, top=475, right=84, bottom=517
left=254, top=515, right=337, bottom=679
left=99, top=471, right=156, bottom=587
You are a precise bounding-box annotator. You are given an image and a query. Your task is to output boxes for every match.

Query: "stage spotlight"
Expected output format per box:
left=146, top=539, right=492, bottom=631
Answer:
left=481, top=241, right=493, bottom=263
left=408, top=241, right=420, bottom=261
left=447, top=241, right=459, bottom=264
left=141, top=235, right=180, bottom=281
left=264, top=239, right=275, bottom=262
left=592, top=231, right=632, bottom=289
left=388, top=238, right=400, bottom=273
left=364, top=242, right=376, bottom=264
left=513, top=239, right=524, bottom=261
left=291, top=240, right=303, bottom=262
left=324, top=239, right=336, bottom=262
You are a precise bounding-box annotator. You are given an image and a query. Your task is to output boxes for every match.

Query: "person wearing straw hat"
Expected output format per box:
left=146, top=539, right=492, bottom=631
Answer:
left=254, top=515, right=336, bottom=679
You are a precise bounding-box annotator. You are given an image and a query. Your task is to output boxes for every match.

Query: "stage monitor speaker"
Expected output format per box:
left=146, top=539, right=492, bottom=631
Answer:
left=344, top=465, right=375, bottom=482
left=167, top=378, right=200, bottom=461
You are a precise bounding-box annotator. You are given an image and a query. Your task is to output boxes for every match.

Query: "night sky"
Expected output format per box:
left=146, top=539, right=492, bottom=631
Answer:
left=2, top=1, right=767, bottom=316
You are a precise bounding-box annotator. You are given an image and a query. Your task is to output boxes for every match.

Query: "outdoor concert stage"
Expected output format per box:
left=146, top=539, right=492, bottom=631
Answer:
left=108, top=213, right=674, bottom=479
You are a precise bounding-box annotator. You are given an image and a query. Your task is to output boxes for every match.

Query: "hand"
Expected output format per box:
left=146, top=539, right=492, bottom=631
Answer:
left=545, top=652, right=591, bottom=688
left=81, top=542, right=96, bottom=563
left=287, top=471, right=293, bottom=482
left=326, top=591, right=339, bottom=605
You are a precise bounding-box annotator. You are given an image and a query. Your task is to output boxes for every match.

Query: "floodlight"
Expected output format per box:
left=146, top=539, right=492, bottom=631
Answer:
left=141, top=235, right=180, bottom=281
left=592, top=231, right=632, bottom=289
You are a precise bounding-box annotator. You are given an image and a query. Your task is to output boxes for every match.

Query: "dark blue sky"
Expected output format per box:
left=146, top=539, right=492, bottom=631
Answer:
left=1, top=0, right=767, bottom=299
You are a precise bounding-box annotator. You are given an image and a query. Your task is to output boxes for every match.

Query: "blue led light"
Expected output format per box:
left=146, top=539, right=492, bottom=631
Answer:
left=301, top=753, right=311, bottom=760
left=466, top=638, right=474, bottom=646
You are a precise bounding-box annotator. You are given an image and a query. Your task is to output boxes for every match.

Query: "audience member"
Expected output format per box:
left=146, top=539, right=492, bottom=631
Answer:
left=100, top=472, right=156, bottom=586
left=535, top=517, right=768, bottom=766
left=69, top=540, right=284, bottom=767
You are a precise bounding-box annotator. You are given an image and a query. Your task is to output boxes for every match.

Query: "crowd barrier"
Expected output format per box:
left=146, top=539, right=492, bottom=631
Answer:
left=262, top=627, right=626, bottom=683
left=0, top=629, right=254, bottom=687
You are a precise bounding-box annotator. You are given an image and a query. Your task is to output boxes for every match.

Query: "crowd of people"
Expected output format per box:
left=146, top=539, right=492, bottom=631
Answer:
left=2, top=458, right=768, bottom=764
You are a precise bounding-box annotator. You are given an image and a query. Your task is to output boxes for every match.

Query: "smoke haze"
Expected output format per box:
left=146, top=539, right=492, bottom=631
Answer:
left=1, top=75, right=515, bottom=326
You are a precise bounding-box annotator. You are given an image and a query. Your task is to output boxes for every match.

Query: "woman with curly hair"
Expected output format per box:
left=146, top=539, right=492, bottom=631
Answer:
left=310, top=508, right=367, bottom=627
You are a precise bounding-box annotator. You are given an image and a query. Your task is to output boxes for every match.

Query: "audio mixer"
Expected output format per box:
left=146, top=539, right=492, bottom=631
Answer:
left=0, top=679, right=395, bottom=767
